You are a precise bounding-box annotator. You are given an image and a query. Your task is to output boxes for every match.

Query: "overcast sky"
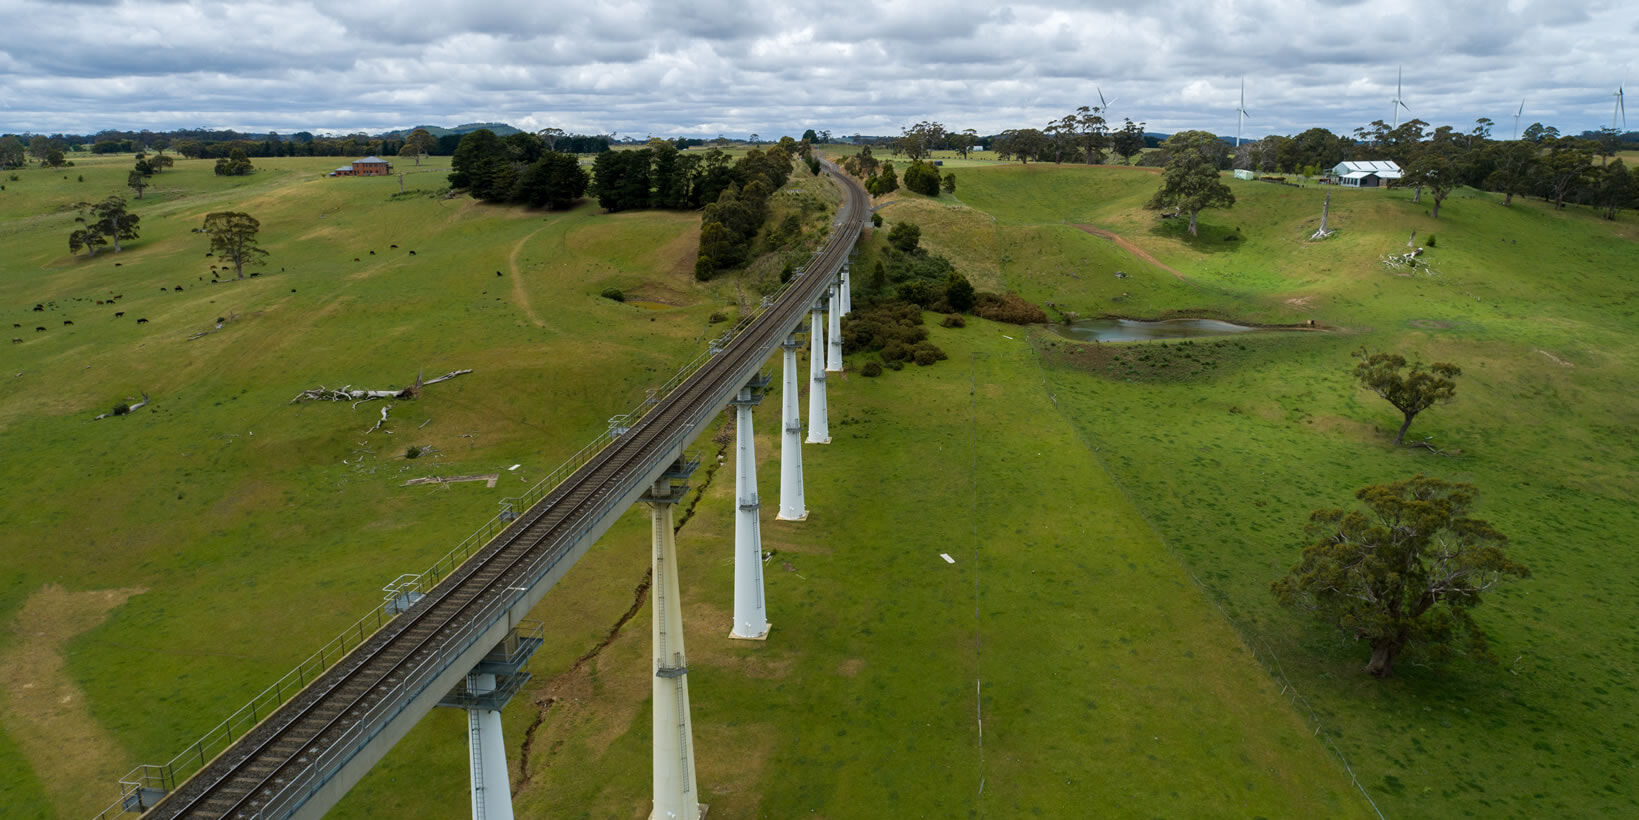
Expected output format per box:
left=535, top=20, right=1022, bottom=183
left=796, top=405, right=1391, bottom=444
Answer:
left=0, top=0, right=1632, bottom=139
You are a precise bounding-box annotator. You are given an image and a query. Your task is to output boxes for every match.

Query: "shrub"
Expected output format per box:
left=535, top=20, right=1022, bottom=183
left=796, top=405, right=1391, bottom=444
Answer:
left=942, top=173, right=956, bottom=194
left=871, top=212, right=883, bottom=228
left=1426, top=234, right=1437, bottom=248
left=886, top=359, right=905, bottom=370
left=881, top=340, right=909, bottom=362
left=912, top=342, right=947, bottom=365
left=694, top=256, right=714, bottom=281
left=405, top=445, right=422, bottom=459
left=903, top=160, right=941, bottom=196
left=941, top=313, right=966, bottom=328
left=973, top=291, right=1048, bottom=324
left=112, top=402, right=131, bottom=416
left=887, top=221, right=921, bottom=253
left=600, top=287, right=625, bottom=302
left=945, top=273, right=975, bottom=312
left=862, top=361, right=883, bottom=377
left=708, top=311, right=729, bottom=324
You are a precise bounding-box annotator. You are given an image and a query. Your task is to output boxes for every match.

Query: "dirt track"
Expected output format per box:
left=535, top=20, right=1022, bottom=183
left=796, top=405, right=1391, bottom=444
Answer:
left=1072, top=224, right=1188, bottom=281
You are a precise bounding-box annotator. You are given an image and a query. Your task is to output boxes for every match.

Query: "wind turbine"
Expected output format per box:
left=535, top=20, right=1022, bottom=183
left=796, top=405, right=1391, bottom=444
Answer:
left=1097, top=85, right=1117, bottom=117
left=1614, top=84, right=1627, bottom=131
left=1235, top=77, right=1251, bottom=147
left=1512, top=99, right=1525, bottom=140
left=1391, top=66, right=1411, bottom=128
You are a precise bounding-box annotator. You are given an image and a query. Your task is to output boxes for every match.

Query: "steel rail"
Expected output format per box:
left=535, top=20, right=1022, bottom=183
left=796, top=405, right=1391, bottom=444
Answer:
left=143, top=160, right=866, bottom=819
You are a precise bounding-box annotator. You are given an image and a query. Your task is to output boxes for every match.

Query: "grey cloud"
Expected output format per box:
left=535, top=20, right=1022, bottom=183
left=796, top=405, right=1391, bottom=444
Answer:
left=0, top=0, right=1633, bottom=138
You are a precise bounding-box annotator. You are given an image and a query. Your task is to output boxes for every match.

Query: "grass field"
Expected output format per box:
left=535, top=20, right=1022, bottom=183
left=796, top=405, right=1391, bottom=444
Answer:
left=887, top=163, right=1639, bottom=816
left=4, top=148, right=1635, bottom=819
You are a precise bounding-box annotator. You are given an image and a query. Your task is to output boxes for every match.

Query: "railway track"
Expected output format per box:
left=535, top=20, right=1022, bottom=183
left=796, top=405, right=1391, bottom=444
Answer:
left=143, top=159, right=868, bottom=819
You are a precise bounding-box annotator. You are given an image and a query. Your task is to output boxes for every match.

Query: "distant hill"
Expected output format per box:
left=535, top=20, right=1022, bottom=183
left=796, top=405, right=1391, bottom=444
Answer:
left=384, top=122, right=523, bottom=139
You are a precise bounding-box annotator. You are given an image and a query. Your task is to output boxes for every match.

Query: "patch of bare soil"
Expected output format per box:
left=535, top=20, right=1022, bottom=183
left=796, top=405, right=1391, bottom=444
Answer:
left=510, top=227, right=549, bottom=328
left=0, top=584, right=146, bottom=817
left=1535, top=349, right=1574, bottom=368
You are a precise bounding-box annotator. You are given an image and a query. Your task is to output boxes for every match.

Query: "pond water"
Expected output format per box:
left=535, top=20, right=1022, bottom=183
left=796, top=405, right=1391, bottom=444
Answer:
left=1054, top=317, right=1268, bottom=342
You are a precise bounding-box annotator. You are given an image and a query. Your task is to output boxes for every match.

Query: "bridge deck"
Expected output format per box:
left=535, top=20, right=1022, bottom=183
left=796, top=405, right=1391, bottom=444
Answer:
left=138, top=161, right=868, bottom=819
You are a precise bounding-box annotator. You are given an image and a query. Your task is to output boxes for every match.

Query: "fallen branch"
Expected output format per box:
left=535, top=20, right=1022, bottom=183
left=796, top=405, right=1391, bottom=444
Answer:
left=290, top=368, right=473, bottom=404
left=187, top=311, right=240, bottom=341
left=1405, top=438, right=1458, bottom=456
left=93, top=392, right=150, bottom=420
left=365, top=403, right=393, bottom=434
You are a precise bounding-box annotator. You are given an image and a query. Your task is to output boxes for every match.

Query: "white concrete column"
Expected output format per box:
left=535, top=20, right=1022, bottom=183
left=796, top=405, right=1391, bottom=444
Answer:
left=731, top=388, right=769, bottom=640
left=841, top=263, right=852, bottom=315
left=777, top=334, right=806, bottom=521
left=826, top=282, right=844, bottom=372
left=649, top=484, right=701, bottom=820
left=466, top=674, right=513, bottom=820
left=806, top=304, right=830, bottom=445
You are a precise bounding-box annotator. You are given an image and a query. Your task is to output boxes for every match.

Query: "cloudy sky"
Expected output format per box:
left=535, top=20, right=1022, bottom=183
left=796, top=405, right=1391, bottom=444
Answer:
left=0, top=0, right=1632, bottom=139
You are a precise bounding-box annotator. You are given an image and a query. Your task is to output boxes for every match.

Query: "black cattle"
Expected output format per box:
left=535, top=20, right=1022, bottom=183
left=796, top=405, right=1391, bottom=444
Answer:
left=33, top=304, right=44, bottom=312
left=115, top=311, right=124, bottom=318
left=408, top=250, right=416, bottom=255
left=11, top=338, right=20, bottom=344
left=35, top=326, right=45, bottom=332
left=136, top=318, right=149, bottom=324
left=63, top=320, right=73, bottom=326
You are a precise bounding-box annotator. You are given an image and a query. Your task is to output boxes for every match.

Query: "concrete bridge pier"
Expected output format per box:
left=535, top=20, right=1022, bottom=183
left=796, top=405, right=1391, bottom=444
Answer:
left=777, top=333, right=807, bottom=521
left=729, top=376, right=771, bottom=640
left=642, top=460, right=704, bottom=820
left=826, top=281, right=844, bottom=372
left=435, top=623, right=544, bottom=820
left=840, top=262, right=851, bottom=315
left=806, top=300, right=830, bottom=445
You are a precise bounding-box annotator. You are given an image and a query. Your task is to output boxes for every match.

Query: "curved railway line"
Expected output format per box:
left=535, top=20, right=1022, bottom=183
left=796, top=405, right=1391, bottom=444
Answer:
left=143, top=161, right=868, bottom=819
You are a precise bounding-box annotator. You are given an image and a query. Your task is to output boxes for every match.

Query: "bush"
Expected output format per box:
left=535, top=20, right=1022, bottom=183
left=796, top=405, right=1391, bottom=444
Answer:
left=942, top=173, right=956, bottom=194
left=694, top=256, right=714, bottom=281
left=111, top=402, right=131, bottom=416
left=903, top=160, right=941, bottom=196
left=887, top=221, right=921, bottom=253
left=600, top=287, right=625, bottom=302
left=1426, top=234, right=1437, bottom=248
left=886, top=359, right=905, bottom=370
left=862, top=361, right=883, bottom=377
left=405, top=445, right=422, bottom=459
left=945, top=273, right=975, bottom=312
left=871, top=212, right=883, bottom=228
left=941, top=313, right=966, bottom=328
left=708, top=311, right=729, bottom=324
left=973, top=291, right=1049, bottom=324
left=912, top=342, right=947, bottom=365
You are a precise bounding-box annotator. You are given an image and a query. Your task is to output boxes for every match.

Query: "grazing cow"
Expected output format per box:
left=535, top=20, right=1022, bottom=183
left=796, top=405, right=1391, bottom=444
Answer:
left=137, top=318, right=149, bottom=324
left=174, top=286, right=183, bottom=292
left=353, top=257, right=360, bottom=262
left=11, top=338, right=20, bottom=344
left=390, top=244, right=398, bottom=249
left=115, top=262, right=122, bottom=267
left=33, top=304, right=44, bottom=311
left=115, top=311, right=125, bottom=318
left=250, top=272, right=260, bottom=277
left=160, top=287, right=167, bottom=292
left=11, top=323, right=18, bottom=328
left=63, top=320, right=73, bottom=326
left=369, top=250, right=376, bottom=255
left=97, top=300, right=104, bottom=305
left=496, top=270, right=502, bottom=276
left=35, top=326, right=45, bottom=332
left=408, top=250, right=416, bottom=255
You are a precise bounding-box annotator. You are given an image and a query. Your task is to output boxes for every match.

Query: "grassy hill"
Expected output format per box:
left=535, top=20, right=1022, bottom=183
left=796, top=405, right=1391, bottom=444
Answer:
left=2, top=150, right=1634, bottom=819
left=881, top=162, right=1639, bottom=816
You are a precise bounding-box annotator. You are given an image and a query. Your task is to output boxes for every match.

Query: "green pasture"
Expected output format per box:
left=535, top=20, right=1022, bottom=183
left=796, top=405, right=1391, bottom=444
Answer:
left=3, top=145, right=1635, bottom=820
left=884, top=162, right=1639, bottom=816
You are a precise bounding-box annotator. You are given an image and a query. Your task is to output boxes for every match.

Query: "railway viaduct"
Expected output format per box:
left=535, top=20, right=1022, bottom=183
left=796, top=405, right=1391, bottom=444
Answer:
left=94, top=161, right=869, bottom=820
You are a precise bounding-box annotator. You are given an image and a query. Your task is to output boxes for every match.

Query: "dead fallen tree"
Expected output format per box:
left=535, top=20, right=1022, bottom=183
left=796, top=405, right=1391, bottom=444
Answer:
left=93, top=392, right=150, bottom=420
left=289, top=369, right=472, bottom=406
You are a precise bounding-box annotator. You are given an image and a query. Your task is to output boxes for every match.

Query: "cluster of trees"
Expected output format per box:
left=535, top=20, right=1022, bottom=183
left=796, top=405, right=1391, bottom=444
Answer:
left=692, top=146, right=800, bottom=277
left=214, top=147, right=254, bottom=176
left=1239, top=120, right=1636, bottom=219
left=68, top=197, right=140, bottom=256
left=989, top=108, right=1149, bottom=166
left=447, top=129, right=590, bottom=208
left=1, top=134, right=71, bottom=168
left=125, top=148, right=174, bottom=198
